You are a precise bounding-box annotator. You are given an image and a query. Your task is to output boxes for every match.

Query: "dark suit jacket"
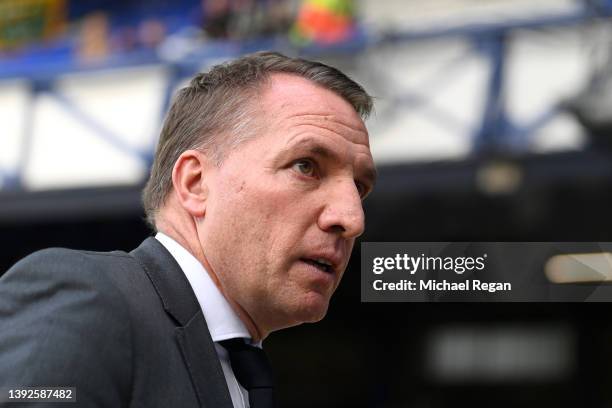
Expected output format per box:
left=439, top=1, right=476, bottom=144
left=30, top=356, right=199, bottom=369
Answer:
left=0, top=237, right=234, bottom=407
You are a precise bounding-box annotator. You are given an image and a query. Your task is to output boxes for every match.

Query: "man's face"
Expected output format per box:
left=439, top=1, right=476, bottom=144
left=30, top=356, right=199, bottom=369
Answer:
left=198, top=73, right=375, bottom=333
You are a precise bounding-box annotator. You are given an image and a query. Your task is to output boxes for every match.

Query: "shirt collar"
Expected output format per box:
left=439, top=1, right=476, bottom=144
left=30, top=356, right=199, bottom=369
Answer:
left=155, top=232, right=253, bottom=343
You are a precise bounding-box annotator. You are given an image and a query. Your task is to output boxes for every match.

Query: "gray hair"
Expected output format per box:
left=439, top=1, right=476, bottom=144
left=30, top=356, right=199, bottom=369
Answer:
left=142, top=51, right=373, bottom=229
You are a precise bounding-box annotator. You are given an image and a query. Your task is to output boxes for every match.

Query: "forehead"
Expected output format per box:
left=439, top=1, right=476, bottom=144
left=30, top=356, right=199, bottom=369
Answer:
left=260, top=73, right=370, bottom=146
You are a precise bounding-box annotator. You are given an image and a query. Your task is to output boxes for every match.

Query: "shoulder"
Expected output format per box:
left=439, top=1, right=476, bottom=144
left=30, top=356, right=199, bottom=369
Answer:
left=0, top=244, right=165, bottom=330
left=0, top=248, right=135, bottom=288
left=0, top=247, right=136, bottom=402
left=0, top=246, right=137, bottom=332
left=10, top=246, right=133, bottom=273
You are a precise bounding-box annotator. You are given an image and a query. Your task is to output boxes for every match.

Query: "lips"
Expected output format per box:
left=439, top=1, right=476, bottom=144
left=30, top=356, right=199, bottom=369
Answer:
left=299, top=251, right=343, bottom=275
left=300, top=258, right=333, bottom=273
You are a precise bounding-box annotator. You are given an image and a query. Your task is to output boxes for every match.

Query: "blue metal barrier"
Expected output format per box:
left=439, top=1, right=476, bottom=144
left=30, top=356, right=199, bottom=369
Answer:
left=1, top=1, right=610, bottom=192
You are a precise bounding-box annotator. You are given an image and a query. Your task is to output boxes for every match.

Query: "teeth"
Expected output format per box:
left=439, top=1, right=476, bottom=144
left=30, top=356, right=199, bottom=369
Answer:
left=315, top=258, right=332, bottom=266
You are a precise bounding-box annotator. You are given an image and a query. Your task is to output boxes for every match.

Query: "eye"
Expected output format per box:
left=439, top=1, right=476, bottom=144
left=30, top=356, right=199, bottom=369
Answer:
left=292, top=159, right=317, bottom=177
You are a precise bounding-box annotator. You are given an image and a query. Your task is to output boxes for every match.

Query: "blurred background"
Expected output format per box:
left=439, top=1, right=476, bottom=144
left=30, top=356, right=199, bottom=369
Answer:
left=2, top=0, right=612, bottom=406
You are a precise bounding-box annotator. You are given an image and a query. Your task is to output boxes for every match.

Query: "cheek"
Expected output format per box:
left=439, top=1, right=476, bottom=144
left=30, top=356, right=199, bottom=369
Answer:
left=206, top=179, right=290, bottom=267
left=226, top=175, right=311, bottom=235
left=206, top=170, right=322, bottom=275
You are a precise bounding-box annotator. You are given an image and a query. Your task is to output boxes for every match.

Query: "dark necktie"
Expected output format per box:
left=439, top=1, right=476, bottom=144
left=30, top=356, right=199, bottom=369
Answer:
left=220, top=339, right=275, bottom=408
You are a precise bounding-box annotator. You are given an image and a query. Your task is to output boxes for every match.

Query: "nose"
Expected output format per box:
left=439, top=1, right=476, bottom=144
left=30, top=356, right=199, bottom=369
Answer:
left=317, top=179, right=365, bottom=239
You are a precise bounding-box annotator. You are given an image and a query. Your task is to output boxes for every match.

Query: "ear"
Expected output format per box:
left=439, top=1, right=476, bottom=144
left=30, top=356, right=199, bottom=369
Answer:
left=171, top=150, right=213, bottom=217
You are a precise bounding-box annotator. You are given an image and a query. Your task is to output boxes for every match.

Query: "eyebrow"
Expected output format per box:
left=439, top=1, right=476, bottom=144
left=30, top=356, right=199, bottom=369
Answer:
left=285, top=138, right=378, bottom=186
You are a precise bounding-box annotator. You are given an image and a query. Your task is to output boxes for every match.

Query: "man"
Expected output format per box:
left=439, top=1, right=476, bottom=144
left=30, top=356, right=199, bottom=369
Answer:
left=0, top=51, right=375, bottom=407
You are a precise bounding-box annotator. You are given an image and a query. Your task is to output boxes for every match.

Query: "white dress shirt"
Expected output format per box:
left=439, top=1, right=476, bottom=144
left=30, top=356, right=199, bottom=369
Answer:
left=156, top=232, right=254, bottom=408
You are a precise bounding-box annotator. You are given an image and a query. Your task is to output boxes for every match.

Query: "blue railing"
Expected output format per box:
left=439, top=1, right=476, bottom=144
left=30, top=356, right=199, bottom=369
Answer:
left=1, top=1, right=611, bottom=192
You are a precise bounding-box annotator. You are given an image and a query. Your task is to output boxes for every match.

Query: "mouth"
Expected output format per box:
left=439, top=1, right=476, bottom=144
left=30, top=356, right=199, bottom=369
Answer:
left=300, top=257, right=334, bottom=274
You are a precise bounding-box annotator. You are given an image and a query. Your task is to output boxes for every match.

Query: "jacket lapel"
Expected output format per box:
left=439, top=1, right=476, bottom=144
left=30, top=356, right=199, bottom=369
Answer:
left=131, top=237, right=233, bottom=408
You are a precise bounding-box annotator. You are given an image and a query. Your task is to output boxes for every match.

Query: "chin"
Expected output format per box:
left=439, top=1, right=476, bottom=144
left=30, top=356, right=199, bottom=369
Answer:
left=293, top=291, right=330, bottom=323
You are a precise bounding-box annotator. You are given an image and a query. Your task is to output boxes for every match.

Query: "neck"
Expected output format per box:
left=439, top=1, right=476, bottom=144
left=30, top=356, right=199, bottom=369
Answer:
left=157, top=215, right=267, bottom=342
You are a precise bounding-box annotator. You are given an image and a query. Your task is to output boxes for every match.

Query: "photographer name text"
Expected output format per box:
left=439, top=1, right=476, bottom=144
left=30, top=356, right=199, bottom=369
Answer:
left=372, top=279, right=511, bottom=293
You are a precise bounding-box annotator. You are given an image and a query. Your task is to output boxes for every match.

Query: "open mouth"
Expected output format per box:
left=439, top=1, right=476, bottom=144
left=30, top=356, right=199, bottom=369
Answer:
left=301, top=258, right=333, bottom=274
